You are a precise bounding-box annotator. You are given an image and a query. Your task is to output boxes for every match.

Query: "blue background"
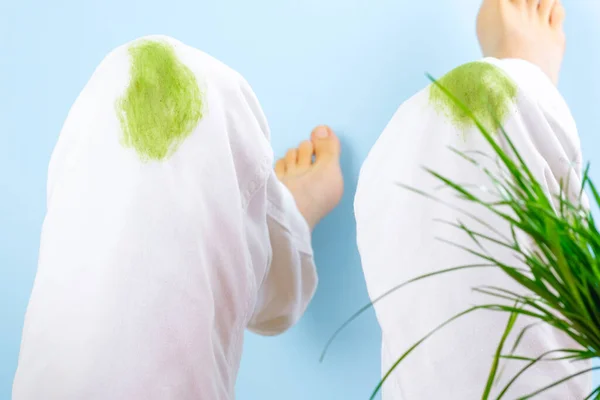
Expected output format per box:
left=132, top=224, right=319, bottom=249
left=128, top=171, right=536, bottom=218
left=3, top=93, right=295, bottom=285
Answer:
left=1, top=0, right=599, bottom=399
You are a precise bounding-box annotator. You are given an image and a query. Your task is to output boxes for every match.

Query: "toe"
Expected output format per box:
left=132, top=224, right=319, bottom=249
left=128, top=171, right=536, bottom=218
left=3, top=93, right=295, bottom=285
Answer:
left=311, top=125, right=341, bottom=160
left=538, top=0, right=555, bottom=20
left=275, top=159, right=286, bottom=179
left=285, top=149, right=298, bottom=172
left=511, top=0, right=527, bottom=9
left=527, top=0, right=538, bottom=13
left=297, top=141, right=314, bottom=168
left=550, top=1, right=565, bottom=28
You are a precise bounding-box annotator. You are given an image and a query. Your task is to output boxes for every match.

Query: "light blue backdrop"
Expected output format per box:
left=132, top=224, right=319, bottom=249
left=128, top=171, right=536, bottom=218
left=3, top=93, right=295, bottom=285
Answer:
left=1, top=1, right=598, bottom=399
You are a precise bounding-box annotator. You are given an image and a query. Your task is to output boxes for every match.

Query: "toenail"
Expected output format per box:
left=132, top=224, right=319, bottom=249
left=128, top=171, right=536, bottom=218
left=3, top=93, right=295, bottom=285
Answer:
left=315, top=126, right=330, bottom=138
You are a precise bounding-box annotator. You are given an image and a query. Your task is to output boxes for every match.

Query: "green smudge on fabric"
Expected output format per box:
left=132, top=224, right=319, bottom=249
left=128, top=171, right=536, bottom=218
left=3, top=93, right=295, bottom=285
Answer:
left=117, top=40, right=203, bottom=161
left=429, top=62, right=518, bottom=134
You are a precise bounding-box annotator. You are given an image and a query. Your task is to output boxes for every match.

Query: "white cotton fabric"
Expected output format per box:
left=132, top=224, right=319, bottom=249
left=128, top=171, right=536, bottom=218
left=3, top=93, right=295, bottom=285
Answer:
left=355, top=58, right=593, bottom=399
left=12, top=36, right=317, bottom=400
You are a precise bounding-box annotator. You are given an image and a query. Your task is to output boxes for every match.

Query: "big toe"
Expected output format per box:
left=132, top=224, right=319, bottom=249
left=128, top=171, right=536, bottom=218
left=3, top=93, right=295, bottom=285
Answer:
left=550, top=1, right=566, bottom=28
left=311, top=125, right=341, bottom=160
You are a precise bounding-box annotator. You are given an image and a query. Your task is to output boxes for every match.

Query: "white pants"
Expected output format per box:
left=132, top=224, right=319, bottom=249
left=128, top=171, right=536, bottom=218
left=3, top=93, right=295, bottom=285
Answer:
left=356, top=58, right=592, bottom=399
left=12, top=36, right=317, bottom=400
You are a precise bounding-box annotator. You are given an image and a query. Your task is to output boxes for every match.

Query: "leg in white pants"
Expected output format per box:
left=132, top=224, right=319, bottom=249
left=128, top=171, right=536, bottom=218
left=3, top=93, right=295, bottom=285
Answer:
left=355, top=1, right=592, bottom=398
left=12, top=35, right=343, bottom=400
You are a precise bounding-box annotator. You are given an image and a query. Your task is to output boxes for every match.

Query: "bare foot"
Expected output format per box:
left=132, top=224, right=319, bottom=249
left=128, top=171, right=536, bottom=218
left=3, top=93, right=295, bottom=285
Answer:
left=477, top=0, right=566, bottom=84
left=275, top=126, right=344, bottom=230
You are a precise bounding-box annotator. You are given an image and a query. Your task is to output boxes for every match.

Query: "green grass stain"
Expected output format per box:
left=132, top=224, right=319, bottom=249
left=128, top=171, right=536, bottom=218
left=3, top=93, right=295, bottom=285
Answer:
left=116, top=40, right=203, bottom=161
left=429, top=62, right=518, bottom=134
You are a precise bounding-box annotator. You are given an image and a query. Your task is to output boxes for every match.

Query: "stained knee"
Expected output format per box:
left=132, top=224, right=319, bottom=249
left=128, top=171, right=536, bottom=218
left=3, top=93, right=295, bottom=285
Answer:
left=429, top=61, right=518, bottom=134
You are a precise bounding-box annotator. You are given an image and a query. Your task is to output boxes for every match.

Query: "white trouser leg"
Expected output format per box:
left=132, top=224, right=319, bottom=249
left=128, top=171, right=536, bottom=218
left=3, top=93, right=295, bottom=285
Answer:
left=356, top=58, right=591, bottom=399
left=13, top=36, right=316, bottom=400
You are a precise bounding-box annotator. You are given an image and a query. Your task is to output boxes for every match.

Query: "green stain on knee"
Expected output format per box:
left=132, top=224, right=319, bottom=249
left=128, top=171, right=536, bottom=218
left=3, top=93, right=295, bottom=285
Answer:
left=429, top=62, right=518, bottom=134
left=116, top=40, right=203, bottom=161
